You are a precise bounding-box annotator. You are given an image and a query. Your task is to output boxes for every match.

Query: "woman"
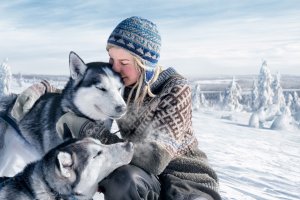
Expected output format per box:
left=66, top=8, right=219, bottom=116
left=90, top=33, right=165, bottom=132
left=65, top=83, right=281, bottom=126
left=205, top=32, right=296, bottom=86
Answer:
left=11, top=16, right=221, bottom=200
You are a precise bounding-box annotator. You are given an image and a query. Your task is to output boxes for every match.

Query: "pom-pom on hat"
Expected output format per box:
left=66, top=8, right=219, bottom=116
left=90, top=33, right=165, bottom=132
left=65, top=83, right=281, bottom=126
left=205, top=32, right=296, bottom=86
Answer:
left=107, top=16, right=161, bottom=83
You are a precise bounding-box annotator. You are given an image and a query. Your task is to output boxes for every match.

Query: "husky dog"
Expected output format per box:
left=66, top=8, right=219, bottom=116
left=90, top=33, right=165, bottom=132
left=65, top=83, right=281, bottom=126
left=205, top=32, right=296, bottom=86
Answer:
left=0, top=52, right=126, bottom=176
left=0, top=137, right=134, bottom=200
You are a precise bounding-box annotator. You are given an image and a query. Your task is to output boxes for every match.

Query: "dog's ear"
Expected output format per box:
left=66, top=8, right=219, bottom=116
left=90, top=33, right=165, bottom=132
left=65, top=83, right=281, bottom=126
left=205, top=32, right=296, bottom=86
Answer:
left=69, top=51, right=88, bottom=81
left=57, top=151, right=73, bottom=178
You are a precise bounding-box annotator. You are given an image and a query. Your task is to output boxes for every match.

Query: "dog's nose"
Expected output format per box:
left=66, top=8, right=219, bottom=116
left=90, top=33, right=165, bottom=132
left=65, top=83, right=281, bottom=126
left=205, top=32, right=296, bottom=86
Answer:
left=115, top=105, right=127, bottom=114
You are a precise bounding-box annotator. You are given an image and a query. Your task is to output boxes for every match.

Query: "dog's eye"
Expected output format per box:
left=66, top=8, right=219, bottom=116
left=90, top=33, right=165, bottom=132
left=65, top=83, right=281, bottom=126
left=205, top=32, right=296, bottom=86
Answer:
left=96, top=87, right=107, bottom=92
left=93, top=150, right=102, bottom=159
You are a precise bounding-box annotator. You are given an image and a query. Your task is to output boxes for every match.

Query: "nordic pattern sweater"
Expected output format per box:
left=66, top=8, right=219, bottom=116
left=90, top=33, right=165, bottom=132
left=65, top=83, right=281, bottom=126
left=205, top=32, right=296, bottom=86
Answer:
left=117, top=68, right=221, bottom=199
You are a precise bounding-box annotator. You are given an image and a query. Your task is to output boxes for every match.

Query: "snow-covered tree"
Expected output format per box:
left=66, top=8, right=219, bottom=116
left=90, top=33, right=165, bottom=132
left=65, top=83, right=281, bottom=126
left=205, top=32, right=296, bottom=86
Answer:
left=286, top=93, right=293, bottom=107
left=290, top=91, right=300, bottom=114
left=293, top=91, right=299, bottom=101
left=218, top=92, right=223, bottom=105
left=251, top=79, right=259, bottom=111
left=257, top=60, right=273, bottom=109
left=270, top=106, right=292, bottom=130
left=294, top=111, right=300, bottom=126
left=0, top=58, right=12, bottom=97
left=249, top=107, right=266, bottom=128
left=192, top=83, right=209, bottom=110
left=249, top=104, right=282, bottom=129
left=223, top=77, right=243, bottom=111
left=192, top=83, right=201, bottom=111
left=200, top=92, right=209, bottom=107
left=272, top=72, right=285, bottom=110
left=16, top=72, right=24, bottom=87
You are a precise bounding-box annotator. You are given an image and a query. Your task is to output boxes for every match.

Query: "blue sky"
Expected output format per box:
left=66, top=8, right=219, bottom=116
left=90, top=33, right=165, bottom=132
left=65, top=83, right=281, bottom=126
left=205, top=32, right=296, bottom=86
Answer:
left=0, top=0, right=299, bottom=78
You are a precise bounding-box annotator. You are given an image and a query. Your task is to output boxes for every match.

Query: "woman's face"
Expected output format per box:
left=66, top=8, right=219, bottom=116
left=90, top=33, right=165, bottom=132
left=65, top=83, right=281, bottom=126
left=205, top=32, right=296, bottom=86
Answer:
left=108, top=47, right=140, bottom=86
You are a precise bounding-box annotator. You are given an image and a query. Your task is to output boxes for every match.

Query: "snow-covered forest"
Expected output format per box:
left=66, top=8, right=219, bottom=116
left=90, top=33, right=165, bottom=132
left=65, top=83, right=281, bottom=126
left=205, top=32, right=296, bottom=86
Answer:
left=191, top=61, right=300, bottom=131
left=1, top=59, right=299, bottom=199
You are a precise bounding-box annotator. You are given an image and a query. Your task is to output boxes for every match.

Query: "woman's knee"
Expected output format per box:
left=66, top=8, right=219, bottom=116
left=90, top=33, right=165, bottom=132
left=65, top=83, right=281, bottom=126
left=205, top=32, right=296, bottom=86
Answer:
left=98, top=165, right=160, bottom=200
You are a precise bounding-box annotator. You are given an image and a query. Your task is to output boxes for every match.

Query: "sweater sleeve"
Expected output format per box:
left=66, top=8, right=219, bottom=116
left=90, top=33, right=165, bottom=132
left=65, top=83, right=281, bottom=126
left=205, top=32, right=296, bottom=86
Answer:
left=130, top=78, right=194, bottom=175
left=131, top=141, right=173, bottom=175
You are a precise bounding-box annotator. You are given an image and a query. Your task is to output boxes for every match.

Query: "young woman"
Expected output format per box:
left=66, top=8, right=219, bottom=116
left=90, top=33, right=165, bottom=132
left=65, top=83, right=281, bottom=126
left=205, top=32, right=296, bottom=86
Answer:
left=11, top=16, right=221, bottom=200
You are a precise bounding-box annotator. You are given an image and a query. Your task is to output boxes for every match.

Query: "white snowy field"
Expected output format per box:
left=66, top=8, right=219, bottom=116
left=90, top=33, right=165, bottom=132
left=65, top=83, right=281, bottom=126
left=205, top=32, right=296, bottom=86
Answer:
left=193, top=109, right=300, bottom=200
left=5, top=77, right=300, bottom=200
left=93, top=109, right=300, bottom=200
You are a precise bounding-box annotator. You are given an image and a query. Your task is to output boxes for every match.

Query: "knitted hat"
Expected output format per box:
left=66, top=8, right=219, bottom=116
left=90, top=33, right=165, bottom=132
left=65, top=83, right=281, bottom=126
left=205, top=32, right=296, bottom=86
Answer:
left=107, top=16, right=161, bottom=83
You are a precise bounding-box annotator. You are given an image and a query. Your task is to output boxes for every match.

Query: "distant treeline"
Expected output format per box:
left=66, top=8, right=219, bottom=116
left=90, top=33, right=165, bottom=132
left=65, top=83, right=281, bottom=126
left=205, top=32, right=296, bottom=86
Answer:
left=190, top=74, right=300, bottom=92
left=12, top=74, right=69, bottom=82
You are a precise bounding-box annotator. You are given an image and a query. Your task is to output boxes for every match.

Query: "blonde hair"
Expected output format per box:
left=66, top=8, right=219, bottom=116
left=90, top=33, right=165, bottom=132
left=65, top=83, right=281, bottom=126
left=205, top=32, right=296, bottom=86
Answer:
left=127, top=56, right=162, bottom=108
left=107, top=45, right=162, bottom=107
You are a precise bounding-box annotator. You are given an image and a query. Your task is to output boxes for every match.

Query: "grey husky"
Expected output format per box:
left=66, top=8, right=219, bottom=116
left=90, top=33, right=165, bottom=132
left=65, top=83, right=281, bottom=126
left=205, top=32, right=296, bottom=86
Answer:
left=0, top=52, right=126, bottom=176
left=0, top=137, right=134, bottom=200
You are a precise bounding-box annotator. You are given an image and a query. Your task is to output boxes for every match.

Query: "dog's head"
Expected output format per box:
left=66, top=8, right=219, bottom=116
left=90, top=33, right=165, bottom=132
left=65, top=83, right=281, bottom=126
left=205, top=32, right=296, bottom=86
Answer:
left=65, top=51, right=127, bottom=120
left=42, top=137, right=133, bottom=199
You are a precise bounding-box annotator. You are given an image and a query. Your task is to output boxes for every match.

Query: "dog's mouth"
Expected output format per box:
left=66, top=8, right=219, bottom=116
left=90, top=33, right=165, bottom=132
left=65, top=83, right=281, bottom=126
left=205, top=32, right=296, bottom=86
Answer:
left=94, top=105, right=124, bottom=119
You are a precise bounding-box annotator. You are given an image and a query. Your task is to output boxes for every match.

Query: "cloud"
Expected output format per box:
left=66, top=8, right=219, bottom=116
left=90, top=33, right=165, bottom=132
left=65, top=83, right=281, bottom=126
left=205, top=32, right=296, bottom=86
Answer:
left=0, top=26, right=111, bottom=75
left=0, top=0, right=299, bottom=77
left=159, top=7, right=300, bottom=77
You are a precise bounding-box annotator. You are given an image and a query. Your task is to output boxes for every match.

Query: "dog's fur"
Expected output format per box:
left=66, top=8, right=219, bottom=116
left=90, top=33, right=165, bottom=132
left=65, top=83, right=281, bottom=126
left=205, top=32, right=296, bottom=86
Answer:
left=0, top=52, right=126, bottom=176
left=0, top=137, right=133, bottom=200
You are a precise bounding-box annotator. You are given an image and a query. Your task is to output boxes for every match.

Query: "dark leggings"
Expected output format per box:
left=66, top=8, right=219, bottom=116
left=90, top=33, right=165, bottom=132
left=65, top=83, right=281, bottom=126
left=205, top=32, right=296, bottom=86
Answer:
left=98, top=165, right=161, bottom=200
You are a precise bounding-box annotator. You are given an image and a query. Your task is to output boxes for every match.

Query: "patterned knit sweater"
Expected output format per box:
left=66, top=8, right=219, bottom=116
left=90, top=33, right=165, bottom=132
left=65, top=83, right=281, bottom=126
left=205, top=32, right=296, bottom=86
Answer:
left=117, top=68, right=221, bottom=199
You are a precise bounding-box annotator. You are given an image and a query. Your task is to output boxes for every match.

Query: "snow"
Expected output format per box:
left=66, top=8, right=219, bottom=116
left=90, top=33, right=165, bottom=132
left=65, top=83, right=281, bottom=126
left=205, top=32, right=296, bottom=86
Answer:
left=0, top=59, right=12, bottom=96
left=222, top=77, right=243, bottom=111
left=272, top=72, right=286, bottom=110
left=194, top=79, right=234, bottom=85
left=193, top=109, right=300, bottom=200
left=1, top=74, right=299, bottom=200
left=257, top=61, right=274, bottom=109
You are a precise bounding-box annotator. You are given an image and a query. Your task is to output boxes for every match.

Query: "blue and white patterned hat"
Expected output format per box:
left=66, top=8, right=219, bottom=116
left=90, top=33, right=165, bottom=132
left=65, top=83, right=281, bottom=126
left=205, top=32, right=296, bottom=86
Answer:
left=107, top=16, right=161, bottom=83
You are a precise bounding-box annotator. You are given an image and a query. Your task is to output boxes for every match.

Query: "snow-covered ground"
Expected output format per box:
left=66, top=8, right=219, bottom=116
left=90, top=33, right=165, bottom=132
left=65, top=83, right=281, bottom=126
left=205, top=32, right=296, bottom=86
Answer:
left=55, top=108, right=300, bottom=200
left=3, top=77, right=300, bottom=200
left=96, top=109, right=300, bottom=200
left=193, top=109, right=300, bottom=200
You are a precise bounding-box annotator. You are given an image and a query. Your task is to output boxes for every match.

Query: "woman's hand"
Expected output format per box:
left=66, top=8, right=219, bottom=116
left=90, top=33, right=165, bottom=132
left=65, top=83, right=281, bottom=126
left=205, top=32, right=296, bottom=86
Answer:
left=11, top=80, right=59, bottom=122
left=56, top=112, right=90, bottom=139
left=56, top=112, right=123, bottom=144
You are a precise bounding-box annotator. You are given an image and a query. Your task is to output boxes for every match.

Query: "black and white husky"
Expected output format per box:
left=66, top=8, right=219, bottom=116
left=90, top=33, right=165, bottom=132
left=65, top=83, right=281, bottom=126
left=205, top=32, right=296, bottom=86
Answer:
left=0, top=137, right=134, bottom=200
left=0, top=52, right=126, bottom=176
